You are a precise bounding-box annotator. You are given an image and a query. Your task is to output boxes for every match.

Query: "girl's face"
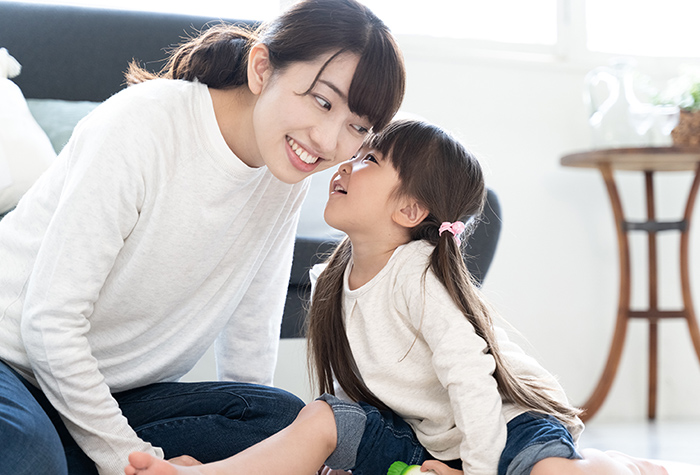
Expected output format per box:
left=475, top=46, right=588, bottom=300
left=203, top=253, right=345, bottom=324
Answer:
left=251, top=50, right=373, bottom=185
left=324, top=147, right=403, bottom=237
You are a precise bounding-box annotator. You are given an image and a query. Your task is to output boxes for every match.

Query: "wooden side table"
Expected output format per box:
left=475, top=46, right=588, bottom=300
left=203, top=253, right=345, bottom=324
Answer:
left=561, top=147, right=700, bottom=421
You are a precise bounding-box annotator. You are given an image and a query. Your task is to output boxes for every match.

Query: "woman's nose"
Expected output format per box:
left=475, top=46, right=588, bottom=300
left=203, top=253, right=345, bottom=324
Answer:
left=310, top=118, right=344, bottom=158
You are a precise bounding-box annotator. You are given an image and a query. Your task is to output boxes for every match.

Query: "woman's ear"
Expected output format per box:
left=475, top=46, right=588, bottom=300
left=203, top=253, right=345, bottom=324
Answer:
left=247, top=43, right=271, bottom=95
left=393, top=199, right=429, bottom=229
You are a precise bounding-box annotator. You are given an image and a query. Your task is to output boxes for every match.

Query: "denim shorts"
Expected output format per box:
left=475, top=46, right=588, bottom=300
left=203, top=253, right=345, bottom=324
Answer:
left=498, top=412, right=581, bottom=475
left=318, top=394, right=580, bottom=475
left=318, top=393, right=437, bottom=475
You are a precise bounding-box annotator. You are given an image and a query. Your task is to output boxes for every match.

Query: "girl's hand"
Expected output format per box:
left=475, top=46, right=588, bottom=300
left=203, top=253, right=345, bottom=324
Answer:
left=421, top=460, right=463, bottom=475
left=167, top=455, right=202, bottom=466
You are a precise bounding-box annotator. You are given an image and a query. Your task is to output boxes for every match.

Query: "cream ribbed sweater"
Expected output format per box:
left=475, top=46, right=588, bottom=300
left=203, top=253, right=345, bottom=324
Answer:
left=313, top=240, right=583, bottom=475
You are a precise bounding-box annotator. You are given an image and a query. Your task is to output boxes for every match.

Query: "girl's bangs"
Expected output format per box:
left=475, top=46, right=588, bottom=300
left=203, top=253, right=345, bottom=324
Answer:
left=363, top=119, right=404, bottom=157
left=365, top=120, right=434, bottom=164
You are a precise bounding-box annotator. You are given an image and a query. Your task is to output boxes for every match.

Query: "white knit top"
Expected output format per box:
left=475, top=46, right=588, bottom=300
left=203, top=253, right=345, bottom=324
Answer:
left=0, top=79, right=309, bottom=474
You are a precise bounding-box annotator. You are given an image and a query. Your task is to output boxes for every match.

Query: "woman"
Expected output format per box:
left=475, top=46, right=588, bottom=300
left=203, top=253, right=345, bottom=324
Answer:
left=0, top=0, right=405, bottom=473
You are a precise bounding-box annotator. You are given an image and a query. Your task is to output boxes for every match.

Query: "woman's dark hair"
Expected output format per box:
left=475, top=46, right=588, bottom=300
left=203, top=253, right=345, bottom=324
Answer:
left=308, top=119, right=582, bottom=425
left=126, top=0, right=405, bottom=131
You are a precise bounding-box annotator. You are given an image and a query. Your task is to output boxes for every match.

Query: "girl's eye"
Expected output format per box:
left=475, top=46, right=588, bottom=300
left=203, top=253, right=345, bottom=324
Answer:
left=362, top=154, right=378, bottom=164
left=314, top=95, right=331, bottom=111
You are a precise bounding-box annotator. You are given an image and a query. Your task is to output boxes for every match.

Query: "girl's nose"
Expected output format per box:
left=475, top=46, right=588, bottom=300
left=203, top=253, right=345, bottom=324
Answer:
left=338, top=159, right=352, bottom=175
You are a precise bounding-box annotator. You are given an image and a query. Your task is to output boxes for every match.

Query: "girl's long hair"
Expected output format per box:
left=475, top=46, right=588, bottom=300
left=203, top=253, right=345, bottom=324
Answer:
left=308, top=119, right=582, bottom=424
left=125, top=0, right=404, bottom=131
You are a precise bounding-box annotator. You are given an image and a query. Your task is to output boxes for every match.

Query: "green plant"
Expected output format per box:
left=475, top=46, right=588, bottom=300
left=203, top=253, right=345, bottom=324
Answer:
left=655, top=67, right=700, bottom=112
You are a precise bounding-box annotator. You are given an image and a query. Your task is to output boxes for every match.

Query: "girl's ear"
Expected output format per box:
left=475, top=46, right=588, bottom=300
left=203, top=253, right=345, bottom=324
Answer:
left=247, top=43, right=272, bottom=95
left=394, top=199, right=429, bottom=229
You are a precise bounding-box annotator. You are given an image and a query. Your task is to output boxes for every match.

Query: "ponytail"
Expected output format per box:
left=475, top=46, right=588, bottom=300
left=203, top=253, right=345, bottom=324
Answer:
left=431, top=227, right=583, bottom=427
left=125, top=24, right=256, bottom=88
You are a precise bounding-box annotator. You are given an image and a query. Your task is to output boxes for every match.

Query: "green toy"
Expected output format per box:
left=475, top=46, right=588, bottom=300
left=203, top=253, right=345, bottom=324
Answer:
left=387, top=461, right=435, bottom=475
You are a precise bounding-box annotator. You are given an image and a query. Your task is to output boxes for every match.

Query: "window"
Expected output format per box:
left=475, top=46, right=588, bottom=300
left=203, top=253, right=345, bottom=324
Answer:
left=7, top=0, right=700, bottom=60
left=361, top=0, right=557, bottom=45
left=586, top=0, right=700, bottom=58
left=366, top=0, right=699, bottom=61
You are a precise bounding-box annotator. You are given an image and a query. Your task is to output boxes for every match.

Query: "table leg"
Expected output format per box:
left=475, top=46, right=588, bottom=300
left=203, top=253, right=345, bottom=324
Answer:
left=579, top=164, right=631, bottom=422
left=681, top=164, right=700, bottom=366
left=645, top=171, right=658, bottom=420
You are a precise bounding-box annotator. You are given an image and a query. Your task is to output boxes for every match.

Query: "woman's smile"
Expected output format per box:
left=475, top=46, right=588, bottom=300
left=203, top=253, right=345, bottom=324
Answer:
left=285, top=135, right=324, bottom=173
left=287, top=136, right=320, bottom=164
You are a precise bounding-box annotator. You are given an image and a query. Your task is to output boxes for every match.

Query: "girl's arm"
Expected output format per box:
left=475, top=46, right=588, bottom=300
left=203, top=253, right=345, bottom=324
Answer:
left=403, top=267, right=507, bottom=475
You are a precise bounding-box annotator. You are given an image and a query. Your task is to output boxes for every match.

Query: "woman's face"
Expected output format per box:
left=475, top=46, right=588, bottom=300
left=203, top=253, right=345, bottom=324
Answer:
left=251, top=51, right=373, bottom=184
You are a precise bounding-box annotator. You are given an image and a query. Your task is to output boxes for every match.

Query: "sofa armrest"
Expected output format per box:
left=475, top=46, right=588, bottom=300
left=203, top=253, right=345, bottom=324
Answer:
left=281, top=236, right=339, bottom=339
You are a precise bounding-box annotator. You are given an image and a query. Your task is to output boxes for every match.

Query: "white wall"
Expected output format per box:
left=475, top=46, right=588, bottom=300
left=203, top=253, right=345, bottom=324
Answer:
left=187, top=42, right=700, bottom=422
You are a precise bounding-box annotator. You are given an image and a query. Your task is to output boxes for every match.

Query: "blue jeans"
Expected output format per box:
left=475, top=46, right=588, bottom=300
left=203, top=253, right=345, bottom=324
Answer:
left=0, top=360, right=304, bottom=475
left=319, top=394, right=579, bottom=475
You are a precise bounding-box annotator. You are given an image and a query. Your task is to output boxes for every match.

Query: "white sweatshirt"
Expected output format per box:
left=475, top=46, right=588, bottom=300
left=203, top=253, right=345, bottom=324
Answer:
left=313, top=240, right=583, bottom=475
left=0, top=79, right=309, bottom=474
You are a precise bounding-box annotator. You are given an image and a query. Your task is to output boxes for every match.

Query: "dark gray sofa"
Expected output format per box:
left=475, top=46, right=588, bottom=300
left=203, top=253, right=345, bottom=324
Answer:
left=0, top=1, right=256, bottom=102
left=0, top=1, right=502, bottom=338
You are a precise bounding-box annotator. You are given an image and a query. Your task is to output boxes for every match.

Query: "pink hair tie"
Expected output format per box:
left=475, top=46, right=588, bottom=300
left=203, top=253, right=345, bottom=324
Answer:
left=439, top=221, right=466, bottom=246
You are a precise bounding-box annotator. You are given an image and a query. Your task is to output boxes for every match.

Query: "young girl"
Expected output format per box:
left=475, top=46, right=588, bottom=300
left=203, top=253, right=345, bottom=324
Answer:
left=0, top=0, right=404, bottom=473
left=124, top=119, right=676, bottom=475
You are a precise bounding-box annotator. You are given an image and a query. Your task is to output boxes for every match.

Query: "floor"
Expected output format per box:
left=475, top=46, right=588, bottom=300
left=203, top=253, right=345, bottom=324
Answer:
left=578, top=419, right=700, bottom=470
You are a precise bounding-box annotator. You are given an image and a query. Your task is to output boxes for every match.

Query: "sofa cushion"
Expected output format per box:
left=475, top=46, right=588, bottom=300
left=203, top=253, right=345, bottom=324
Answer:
left=27, top=99, right=100, bottom=154
left=0, top=49, right=56, bottom=214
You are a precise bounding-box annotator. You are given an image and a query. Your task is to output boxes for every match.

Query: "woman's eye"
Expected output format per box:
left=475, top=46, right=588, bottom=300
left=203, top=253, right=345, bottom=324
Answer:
left=314, top=95, right=331, bottom=110
left=352, top=124, right=370, bottom=135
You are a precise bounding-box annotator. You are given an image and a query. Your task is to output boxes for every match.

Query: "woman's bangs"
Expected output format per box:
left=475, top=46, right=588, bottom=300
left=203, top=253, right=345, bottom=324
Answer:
left=347, top=35, right=404, bottom=132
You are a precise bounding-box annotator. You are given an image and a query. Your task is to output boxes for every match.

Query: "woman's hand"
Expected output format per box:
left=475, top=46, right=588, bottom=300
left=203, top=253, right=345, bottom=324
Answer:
left=316, top=465, right=352, bottom=475
left=167, top=455, right=202, bottom=466
left=421, top=460, right=463, bottom=475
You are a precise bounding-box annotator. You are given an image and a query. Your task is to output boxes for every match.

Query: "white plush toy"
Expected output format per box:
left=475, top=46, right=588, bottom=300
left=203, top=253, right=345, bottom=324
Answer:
left=0, top=47, right=21, bottom=79
left=0, top=47, right=56, bottom=214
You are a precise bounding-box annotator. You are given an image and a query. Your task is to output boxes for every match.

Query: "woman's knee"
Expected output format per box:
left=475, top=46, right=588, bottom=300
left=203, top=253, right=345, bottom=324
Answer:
left=248, top=385, right=305, bottom=426
left=0, top=403, right=67, bottom=474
